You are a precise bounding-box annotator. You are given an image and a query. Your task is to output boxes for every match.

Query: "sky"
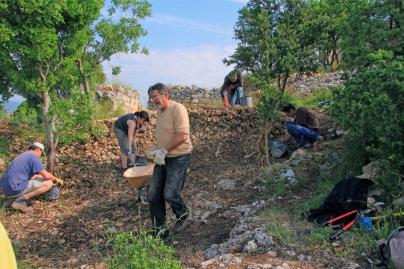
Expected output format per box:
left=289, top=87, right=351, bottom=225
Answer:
left=3, top=0, right=247, bottom=110
left=102, top=0, right=247, bottom=105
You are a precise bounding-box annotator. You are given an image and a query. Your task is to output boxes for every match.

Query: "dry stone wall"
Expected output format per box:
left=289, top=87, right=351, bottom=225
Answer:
left=96, top=84, right=141, bottom=113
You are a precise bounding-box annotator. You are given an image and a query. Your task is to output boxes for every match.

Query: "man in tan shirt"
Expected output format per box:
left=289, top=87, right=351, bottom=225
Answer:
left=281, top=103, right=320, bottom=147
left=147, top=83, right=193, bottom=239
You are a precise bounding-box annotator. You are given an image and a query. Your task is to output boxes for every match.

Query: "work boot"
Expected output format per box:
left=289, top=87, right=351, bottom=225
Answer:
left=11, top=197, right=33, bottom=213
left=174, top=208, right=192, bottom=233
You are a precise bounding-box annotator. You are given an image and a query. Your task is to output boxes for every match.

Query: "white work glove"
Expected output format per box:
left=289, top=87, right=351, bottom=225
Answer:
left=146, top=148, right=156, bottom=159
left=127, top=148, right=136, bottom=166
left=154, top=147, right=168, bottom=165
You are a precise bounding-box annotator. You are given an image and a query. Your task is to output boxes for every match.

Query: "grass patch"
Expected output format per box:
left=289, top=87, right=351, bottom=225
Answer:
left=94, top=98, right=125, bottom=120
left=107, top=230, right=181, bottom=269
left=262, top=207, right=293, bottom=246
left=294, top=177, right=338, bottom=217
left=283, top=88, right=333, bottom=110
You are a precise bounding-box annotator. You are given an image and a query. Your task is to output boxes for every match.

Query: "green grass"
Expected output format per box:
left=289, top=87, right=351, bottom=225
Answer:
left=283, top=88, right=333, bottom=110
left=294, top=177, right=338, bottom=217
left=262, top=207, right=293, bottom=246
left=94, top=98, right=125, bottom=120
left=107, top=230, right=181, bottom=269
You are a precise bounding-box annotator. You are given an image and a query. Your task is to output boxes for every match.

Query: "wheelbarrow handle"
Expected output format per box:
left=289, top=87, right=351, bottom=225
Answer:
left=326, top=210, right=358, bottom=225
left=329, top=219, right=356, bottom=240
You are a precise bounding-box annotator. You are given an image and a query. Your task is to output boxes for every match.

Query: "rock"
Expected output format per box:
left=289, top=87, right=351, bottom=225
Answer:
left=217, top=179, right=237, bottom=191
left=107, top=226, right=117, bottom=233
left=246, top=263, right=272, bottom=269
left=285, top=250, right=296, bottom=257
left=280, top=168, right=298, bottom=185
left=201, top=254, right=242, bottom=269
left=357, top=160, right=382, bottom=180
left=243, top=240, right=258, bottom=254
left=347, top=262, right=360, bottom=269
left=267, top=250, right=277, bottom=257
left=254, top=230, right=273, bottom=247
left=297, top=254, right=305, bottom=261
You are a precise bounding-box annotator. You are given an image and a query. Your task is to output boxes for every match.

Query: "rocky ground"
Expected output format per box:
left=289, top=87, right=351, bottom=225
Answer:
left=0, top=106, right=364, bottom=269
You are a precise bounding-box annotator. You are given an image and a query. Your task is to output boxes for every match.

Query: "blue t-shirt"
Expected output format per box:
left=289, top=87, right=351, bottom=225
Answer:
left=0, top=152, right=44, bottom=196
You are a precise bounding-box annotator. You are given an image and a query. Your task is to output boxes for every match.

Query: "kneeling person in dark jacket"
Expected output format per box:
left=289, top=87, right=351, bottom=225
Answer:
left=281, top=104, right=320, bottom=147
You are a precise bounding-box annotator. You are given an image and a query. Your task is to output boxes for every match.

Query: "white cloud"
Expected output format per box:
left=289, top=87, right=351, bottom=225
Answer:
left=103, top=44, right=237, bottom=105
left=148, top=14, right=232, bottom=37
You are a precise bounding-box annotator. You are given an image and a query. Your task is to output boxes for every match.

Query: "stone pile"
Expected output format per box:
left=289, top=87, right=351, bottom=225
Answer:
left=96, top=84, right=141, bottom=113
left=167, top=85, right=221, bottom=105
left=204, top=200, right=273, bottom=259
left=287, top=71, right=344, bottom=94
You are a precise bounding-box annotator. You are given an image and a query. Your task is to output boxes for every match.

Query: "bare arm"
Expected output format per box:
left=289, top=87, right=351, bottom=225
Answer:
left=37, top=170, right=55, bottom=180
left=126, top=119, right=137, bottom=149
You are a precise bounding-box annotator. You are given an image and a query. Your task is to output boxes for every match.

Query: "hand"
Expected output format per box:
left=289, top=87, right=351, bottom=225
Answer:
left=146, top=148, right=156, bottom=160
left=154, top=147, right=168, bottom=165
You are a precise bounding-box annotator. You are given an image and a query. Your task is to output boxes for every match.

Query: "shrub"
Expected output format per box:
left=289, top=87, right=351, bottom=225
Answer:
left=107, top=231, right=181, bottom=269
left=94, top=97, right=125, bottom=120
left=10, top=101, right=41, bottom=127
left=50, top=91, right=96, bottom=145
left=332, top=51, right=403, bottom=198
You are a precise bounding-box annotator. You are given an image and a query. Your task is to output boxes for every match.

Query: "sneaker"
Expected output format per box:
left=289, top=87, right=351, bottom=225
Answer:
left=11, top=199, right=33, bottom=213
left=174, top=208, right=192, bottom=233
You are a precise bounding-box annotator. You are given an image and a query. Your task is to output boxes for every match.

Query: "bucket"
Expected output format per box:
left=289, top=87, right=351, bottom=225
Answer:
left=241, top=96, right=253, bottom=107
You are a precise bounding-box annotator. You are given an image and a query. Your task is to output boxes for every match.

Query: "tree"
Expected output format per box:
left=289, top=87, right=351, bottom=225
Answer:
left=341, top=0, right=404, bottom=69
left=304, top=0, right=348, bottom=68
left=76, top=0, right=151, bottom=94
left=226, top=0, right=319, bottom=164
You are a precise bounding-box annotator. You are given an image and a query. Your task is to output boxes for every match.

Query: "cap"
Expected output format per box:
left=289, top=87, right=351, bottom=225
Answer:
left=31, top=142, right=45, bottom=152
left=356, top=161, right=381, bottom=180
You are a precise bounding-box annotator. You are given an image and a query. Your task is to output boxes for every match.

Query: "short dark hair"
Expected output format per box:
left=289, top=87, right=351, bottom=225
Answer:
left=282, top=103, right=296, bottom=113
left=28, top=145, right=41, bottom=151
left=148, top=83, right=169, bottom=96
left=135, top=110, right=150, bottom=122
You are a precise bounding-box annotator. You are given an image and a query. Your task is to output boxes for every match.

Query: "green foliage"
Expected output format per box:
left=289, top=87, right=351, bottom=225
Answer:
left=10, top=101, right=41, bottom=127
left=107, top=231, right=181, bottom=269
left=50, top=91, right=98, bottom=145
left=283, top=88, right=333, bottom=110
left=94, top=98, right=125, bottom=119
left=294, top=177, right=338, bottom=217
left=332, top=52, right=404, bottom=194
left=226, top=0, right=320, bottom=92
left=345, top=211, right=402, bottom=257
left=341, top=0, right=404, bottom=69
left=262, top=207, right=292, bottom=246
left=256, top=81, right=283, bottom=119
left=305, top=225, right=334, bottom=246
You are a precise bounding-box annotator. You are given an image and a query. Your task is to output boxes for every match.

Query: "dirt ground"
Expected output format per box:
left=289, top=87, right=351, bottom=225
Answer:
left=0, top=107, right=341, bottom=268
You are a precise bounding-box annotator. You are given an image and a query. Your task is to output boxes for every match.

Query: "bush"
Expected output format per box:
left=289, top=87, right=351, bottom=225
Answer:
left=94, top=97, right=125, bottom=120
left=10, top=101, right=41, bottom=127
left=107, top=231, right=181, bottom=269
left=50, top=91, right=97, bottom=145
left=332, top=51, right=403, bottom=198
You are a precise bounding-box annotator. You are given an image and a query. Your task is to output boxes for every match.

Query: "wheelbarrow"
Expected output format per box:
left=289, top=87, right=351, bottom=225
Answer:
left=123, top=162, right=154, bottom=204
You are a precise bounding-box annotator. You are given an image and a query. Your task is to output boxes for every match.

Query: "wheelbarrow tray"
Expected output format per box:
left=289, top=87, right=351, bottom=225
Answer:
left=123, top=163, right=154, bottom=188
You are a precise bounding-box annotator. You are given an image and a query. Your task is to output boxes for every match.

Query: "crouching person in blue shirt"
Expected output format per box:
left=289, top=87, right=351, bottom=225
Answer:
left=0, top=142, right=56, bottom=213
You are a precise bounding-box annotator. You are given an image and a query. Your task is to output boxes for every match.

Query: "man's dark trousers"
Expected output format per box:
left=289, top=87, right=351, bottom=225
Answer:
left=287, top=122, right=320, bottom=147
left=148, top=154, right=191, bottom=229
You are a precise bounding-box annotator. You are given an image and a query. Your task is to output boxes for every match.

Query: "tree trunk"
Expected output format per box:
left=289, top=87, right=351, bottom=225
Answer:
left=76, top=59, right=90, bottom=95
left=42, top=90, right=56, bottom=172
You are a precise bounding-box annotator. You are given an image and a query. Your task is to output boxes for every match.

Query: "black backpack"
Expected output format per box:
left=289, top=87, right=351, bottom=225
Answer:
left=308, top=177, right=374, bottom=224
